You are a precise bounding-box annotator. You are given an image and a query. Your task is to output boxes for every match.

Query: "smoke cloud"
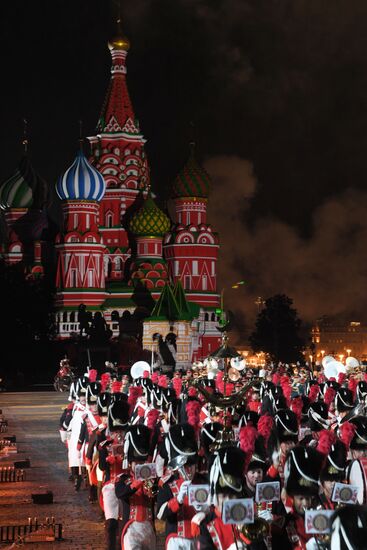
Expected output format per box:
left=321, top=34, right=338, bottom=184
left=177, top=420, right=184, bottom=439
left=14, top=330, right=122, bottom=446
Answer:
left=206, top=155, right=367, bottom=338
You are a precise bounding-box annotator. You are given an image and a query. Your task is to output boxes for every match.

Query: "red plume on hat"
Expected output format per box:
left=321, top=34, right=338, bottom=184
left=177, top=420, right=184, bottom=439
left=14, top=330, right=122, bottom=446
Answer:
left=239, top=425, right=258, bottom=471
left=272, top=372, right=281, bottom=386
left=308, top=384, right=320, bottom=403
left=338, top=372, right=346, bottom=385
left=186, top=400, right=201, bottom=434
left=146, top=409, right=159, bottom=432
left=364, top=373, right=367, bottom=383
left=158, top=374, right=168, bottom=388
left=188, top=386, right=197, bottom=398
left=280, top=376, right=292, bottom=406
left=128, top=386, right=143, bottom=415
left=339, top=421, right=357, bottom=450
left=290, top=396, right=303, bottom=423
left=111, top=380, right=122, bottom=393
left=316, top=429, right=336, bottom=459
left=172, top=377, right=183, bottom=397
left=257, top=414, right=274, bottom=446
left=324, top=386, right=336, bottom=407
left=151, top=372, right=159, bottom=384
left=348, top=378, right=358, bottom=399
left=88, top=369, right=98, bottom=383
left=100, top=373, right=111, bottom=392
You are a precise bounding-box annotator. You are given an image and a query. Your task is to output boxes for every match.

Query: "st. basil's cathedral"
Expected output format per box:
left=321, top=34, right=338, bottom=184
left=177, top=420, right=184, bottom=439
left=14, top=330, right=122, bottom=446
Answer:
left=0, top=21, right=222, bottom=370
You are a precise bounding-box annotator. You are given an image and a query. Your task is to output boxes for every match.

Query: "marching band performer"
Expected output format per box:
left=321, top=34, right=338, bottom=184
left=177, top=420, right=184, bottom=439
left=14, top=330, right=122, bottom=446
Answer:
left=99, top=399, right=130, bottom=550
left=346, top=415, right=367, bottom=504
left=156, top=423, right=199, bottom=549
left=192, top=445, right=249, bottom=550
left=115, top=424, right=156, bottom=550
left=282, top=446, right=324, bottom=549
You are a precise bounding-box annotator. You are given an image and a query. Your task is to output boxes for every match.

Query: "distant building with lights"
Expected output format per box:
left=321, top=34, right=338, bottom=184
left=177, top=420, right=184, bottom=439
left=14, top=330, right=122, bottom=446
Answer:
left=312, top=317, right=367, bottom=362
left=0, top=20, right=222, bottom=367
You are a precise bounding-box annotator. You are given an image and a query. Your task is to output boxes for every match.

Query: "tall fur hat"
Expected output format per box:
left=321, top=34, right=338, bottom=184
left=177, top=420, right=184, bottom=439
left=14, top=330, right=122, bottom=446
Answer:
left=124, top=425, right=152, bottom=463
left=76, top=376, right=89, bottom=396
left=164, top=423, right=198, bottom=465
left=107, top=400, right=130, bottom=432
left=274, top=409, right=299, bottom=443
left=330, top=505, right=367, bottom=550
left=238, top=410, right=259, bottom=429
left=284, top=446, right=324, bottom=496
left=97, top=391, right=111, bottom=416
left=335, top=388, right=354, bottom=412
left=350, top=416, right=367, bottom=450
left=200, top=422, right=223, bottom=457
left=308, top=401, right=329, bottom=432
left=357, top=381, right=367, bottom=401
left=86, top=381, right=101, bottom=404
left=320, top=440, right=347, bottom=482
left=208, top=446, right=247, bottom=496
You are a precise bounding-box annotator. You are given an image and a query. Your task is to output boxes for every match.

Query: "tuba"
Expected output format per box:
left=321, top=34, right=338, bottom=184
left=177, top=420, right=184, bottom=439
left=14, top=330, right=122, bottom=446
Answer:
left=239, top=517, right=270, bottom=544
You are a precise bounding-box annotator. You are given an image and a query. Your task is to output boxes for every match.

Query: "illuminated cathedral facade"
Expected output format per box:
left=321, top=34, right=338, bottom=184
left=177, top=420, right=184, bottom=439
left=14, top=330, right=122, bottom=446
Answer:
left=0, top=22, right=221, bottom=368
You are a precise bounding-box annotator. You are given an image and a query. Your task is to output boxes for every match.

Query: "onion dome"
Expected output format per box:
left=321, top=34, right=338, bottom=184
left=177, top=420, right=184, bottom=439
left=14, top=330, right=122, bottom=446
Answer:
left=108, top=19, right=130, bottom=51
left=0, top=155, right=48, bottom=210
left=172, top=143, right=211, bottom=199
left=129, top=193, right=170, bottom=237
left=56, top=150, right=106, bottom=202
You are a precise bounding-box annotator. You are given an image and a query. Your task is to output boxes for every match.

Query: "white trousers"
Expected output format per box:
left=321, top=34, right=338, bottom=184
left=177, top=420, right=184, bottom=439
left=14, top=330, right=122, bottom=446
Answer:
left=166, top=538, right=196, bottom=550
left=123, top=521, right=156, bottom=550
left=102, top=482, right=119, bottom=520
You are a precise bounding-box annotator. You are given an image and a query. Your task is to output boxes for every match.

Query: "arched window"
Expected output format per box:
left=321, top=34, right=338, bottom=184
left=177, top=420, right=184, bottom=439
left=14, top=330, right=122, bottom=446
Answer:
left=106, top=213, right=113, bottom=228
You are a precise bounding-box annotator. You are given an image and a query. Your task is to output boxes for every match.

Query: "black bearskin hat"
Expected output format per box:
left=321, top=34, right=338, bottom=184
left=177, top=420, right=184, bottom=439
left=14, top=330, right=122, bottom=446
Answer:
left=107, top=400, right=130, bottom=432
left=200, top=422, right=223, bottom=457
left=335, top=388, right=354, bottom=412
left=208, top=446, right=246, bottom=496
left=320, top=440, right=347, bottom=482
left=308, top=401, right=329, bottom=432
left=124, top=425, right=152, bottom=462
left=357, top=381, right=367, bottom=401
left=330, top=505, right=367, bottom=550
left=274, top=409, right=299, bottom=443
left=350, top=416, right=367, bottom=450
left=247, top=437, right=268, bottom=472
left=238, top=410, right=259, bottom=429
left=86, top=382, right=101, bottom=404
left=285, top=446, right=324, bottom=497
left=164, top=423, right=198, bottom=465
left=76, top=375, right=89, bottom=396
left=324, top=379, right=340, bottom=393
left=97, top=392, right=111, bottom=416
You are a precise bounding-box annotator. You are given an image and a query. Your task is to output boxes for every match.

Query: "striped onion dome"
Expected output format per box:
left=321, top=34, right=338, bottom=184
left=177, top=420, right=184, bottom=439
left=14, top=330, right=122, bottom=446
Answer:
left=172, top=143, right=211, bottom=199
left=130, top=193, right=170, bottom=237
left=0, top=156, right=48, bottom=210
left=56, top=150, right=106, bottom=201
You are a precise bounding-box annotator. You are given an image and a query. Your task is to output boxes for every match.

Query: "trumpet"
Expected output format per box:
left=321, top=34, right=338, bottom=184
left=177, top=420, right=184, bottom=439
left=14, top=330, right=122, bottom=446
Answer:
left=143, top=478, right=158, bottom=498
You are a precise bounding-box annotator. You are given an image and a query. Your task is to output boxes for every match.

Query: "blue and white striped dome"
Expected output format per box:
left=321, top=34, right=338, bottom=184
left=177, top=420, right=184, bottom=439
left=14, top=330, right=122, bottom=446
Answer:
left=56, top=150, right=106, bottom=201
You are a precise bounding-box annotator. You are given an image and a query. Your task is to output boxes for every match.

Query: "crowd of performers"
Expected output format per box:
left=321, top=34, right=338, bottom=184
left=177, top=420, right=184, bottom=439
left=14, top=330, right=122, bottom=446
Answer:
left=58, top=362, right=367, bottom=550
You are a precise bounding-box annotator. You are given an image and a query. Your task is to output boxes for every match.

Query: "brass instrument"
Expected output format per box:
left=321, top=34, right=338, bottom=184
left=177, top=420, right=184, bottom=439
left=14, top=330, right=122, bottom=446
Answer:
left=168, top=455, right=189, bottom=480
left=239, top=502, right=272, bottom=549
left=239, top=517, right=270, bottom=543
left=143, top=478, right=159, bottom=498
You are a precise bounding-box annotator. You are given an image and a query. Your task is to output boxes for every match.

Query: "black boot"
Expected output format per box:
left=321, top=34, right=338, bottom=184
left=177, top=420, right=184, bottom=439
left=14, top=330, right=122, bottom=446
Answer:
left=71, top=467, right=78, bottom=483
left=105, top=518, right=118, bottom=550
left=74, top=474, right=82, bottom=491
left=89, top=483, right=97, bottom=503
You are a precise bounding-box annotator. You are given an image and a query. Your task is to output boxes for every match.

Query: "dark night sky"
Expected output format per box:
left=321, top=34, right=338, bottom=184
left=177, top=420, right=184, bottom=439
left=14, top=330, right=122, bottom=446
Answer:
left=2, top=0, right=367, bottom=333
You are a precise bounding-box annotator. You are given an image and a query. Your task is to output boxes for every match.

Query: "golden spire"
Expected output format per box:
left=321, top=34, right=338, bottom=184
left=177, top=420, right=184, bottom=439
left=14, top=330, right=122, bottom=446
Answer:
left=108, top=17, right=130, bottom=51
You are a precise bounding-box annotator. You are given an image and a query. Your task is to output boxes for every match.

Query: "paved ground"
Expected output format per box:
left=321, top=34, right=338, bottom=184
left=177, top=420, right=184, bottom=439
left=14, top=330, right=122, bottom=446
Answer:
left=0, top=392, right=105, bottom=549
left=0, top=392, right=166, bottom=550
